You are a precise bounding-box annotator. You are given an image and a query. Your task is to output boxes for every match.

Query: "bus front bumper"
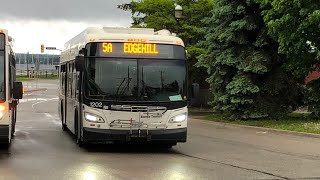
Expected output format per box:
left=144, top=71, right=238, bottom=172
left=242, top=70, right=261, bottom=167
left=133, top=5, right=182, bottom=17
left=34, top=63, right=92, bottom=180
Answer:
left=82, top=127, right=187, bottom=143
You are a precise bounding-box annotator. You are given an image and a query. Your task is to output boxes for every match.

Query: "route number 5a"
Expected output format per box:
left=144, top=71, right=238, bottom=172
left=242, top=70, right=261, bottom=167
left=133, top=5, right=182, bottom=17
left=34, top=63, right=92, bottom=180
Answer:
left=90, top=102, right=103, bottom=108
left=102, top=43, right=113, bottom=53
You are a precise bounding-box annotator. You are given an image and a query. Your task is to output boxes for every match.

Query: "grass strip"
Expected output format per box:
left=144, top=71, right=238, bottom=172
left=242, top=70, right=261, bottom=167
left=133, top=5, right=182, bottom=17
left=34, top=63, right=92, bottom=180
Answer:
left=204, top=112, right=320, bottom=134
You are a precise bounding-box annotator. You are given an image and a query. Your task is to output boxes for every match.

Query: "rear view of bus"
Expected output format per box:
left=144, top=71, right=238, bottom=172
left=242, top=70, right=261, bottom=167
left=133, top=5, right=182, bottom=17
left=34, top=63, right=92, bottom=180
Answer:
left=0, top=29, right=23, bottom=146
left=60, top=27, right=187, bottom=147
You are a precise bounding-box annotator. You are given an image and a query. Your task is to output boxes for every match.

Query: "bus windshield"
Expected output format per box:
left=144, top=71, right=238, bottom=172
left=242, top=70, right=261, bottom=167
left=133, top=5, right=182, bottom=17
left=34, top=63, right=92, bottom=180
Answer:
left=0, top=51, right=5, bottom=101
left=85, top=58, right=187, bottom=102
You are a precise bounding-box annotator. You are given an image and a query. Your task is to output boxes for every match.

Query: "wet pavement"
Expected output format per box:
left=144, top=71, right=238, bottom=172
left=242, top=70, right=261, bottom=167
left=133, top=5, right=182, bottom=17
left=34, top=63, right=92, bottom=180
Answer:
left=0, top=80, right=320, bottom=180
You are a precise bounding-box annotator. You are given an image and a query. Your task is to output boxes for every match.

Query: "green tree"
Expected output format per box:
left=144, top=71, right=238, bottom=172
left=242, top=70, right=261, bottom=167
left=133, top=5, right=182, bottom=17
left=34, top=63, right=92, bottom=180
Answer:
left=118, top=0, right=213, bottom=88
left=257, top=0, right=320, bottom=114
left=305, top=79, right=320, bottom=116
left=257, top=0, right=320, bottom=78
left=198, top=0, right=303, bottom=119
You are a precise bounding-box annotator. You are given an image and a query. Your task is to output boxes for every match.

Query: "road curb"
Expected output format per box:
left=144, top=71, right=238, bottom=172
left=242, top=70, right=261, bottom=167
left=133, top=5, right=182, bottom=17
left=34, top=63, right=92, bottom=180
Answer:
left=24, top=88, right=47, bottom=93
left=191, top=117, right=320, bottom=139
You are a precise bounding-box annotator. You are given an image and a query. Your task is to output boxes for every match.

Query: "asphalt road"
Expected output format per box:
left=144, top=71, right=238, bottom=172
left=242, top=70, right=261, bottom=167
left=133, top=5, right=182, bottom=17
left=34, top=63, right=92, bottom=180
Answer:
left=1, top=80, right=320, bottom=180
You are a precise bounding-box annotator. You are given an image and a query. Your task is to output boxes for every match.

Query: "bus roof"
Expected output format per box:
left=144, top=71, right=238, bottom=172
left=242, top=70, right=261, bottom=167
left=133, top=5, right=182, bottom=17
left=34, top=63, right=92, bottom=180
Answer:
left=0, top=29, right=8, bottom=35
left=61, top=27, right=185, bottom=62
left=64, top=27, right=184, bottom=49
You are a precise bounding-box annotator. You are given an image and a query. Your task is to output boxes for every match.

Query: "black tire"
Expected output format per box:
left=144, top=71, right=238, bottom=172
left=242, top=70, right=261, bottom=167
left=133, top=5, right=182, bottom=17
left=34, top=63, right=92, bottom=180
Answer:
left=0, top=137, right=10, bottom=149
left=61, top=107, right=67, bottom=131
left=11, top=108, right=17, bottom=138
left=76, top=137, right=84, bottom=147
left=0, top=142, right=10, bottom=149
left=159, top=142, right=177, bottom=149
left=62, top=123, right=67, bottom=131
left=75, top=110, right=84, bottom=147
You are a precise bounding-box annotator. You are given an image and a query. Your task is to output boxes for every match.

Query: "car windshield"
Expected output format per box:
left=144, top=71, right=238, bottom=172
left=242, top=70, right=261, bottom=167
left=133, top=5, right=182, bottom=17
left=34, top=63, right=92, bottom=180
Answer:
left=85, top=58, right=186, bottom=102
left=0, top=51, right=4, bottom=100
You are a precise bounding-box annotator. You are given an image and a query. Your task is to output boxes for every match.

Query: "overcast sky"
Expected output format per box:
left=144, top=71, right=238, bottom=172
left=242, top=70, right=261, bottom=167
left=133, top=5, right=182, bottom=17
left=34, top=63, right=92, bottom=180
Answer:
left=0, top=0, right=132, bottom=53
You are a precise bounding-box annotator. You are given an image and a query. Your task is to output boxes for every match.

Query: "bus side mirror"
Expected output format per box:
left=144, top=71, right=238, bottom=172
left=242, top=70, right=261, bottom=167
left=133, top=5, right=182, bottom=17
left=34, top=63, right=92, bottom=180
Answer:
left=79, top=48, right=87, bottom=56
left=75, top=56, right=85, bottom=71
left=13, top=82, right=23, bottom=99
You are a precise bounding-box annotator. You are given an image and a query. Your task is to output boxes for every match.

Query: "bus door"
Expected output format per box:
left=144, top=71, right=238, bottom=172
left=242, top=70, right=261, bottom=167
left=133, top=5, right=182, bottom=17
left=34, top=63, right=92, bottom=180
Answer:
left=65, top=62, right=76, bottom=133
left=59, top=64, right=67, bottom=126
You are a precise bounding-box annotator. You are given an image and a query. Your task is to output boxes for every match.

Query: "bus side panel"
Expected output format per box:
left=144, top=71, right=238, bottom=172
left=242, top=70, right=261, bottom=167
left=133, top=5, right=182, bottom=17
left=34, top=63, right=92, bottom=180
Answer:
left=1, top=45, right=14, bottom=143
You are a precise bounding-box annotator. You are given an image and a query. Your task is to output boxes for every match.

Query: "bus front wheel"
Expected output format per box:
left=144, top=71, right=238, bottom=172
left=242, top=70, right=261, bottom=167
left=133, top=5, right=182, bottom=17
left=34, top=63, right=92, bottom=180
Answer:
left=75, top=110, right=84, bottom=147
left=61, top=107, right=67, bottom=131
left=11, top=107, right=17, bottom=138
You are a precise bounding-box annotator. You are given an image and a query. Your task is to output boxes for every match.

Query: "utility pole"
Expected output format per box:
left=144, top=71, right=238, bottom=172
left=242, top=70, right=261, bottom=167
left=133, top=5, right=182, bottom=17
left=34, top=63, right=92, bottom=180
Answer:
left=26, top=52, right=29, bottom=77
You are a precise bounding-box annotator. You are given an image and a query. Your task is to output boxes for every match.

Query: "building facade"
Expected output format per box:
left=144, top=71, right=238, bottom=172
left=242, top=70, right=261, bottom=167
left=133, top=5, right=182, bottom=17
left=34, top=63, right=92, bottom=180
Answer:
left=15, top=53, right=59, bottom=75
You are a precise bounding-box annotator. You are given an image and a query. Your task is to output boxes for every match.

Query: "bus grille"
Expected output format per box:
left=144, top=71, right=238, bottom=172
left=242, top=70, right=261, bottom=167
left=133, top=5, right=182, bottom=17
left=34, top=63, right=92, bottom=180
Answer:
left=110, top=105, right=167, bottom=113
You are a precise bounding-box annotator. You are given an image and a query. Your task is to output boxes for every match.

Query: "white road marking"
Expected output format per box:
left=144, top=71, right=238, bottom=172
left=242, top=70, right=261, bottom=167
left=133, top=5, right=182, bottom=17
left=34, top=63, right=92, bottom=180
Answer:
left=44, top=113, right=53, bottom=118
left=43, top=113, right=61, bottom=126
left=256, top=131, right=268, bottom=134
left=31, top=97, right=59, bottom=109
left=20, top=98, right=48, bottom=103
left=44, top=113, right=62, bottom=126
left=15, top=129, right=30, bottom=135
left=51, top=120, right=61, bottom=126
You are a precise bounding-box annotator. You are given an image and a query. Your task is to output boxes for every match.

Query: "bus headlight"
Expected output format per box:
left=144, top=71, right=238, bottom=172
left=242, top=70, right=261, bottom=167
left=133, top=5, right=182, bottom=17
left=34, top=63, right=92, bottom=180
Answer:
left=169, top=113, right=187, bottom=123
left=84, top=113, right=105, bottom=123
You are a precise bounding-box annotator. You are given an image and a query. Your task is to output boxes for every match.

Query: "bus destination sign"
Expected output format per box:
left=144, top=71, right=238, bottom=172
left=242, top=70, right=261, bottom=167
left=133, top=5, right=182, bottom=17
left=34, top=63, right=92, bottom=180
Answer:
left=90, top=42, right=186, bottom=59
left=102, top=42, right=159, bottom=55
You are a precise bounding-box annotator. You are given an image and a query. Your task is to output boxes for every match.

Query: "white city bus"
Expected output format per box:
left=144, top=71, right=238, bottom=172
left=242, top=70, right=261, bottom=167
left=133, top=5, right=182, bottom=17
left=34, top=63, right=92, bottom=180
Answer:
left=59, top=27, right=187, bottom=147
left=0, top=29, right=23, bottom=146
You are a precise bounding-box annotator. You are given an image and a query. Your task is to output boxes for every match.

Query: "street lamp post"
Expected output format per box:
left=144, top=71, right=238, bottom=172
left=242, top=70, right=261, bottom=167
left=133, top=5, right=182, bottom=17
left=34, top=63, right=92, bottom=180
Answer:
left=175, top=4, right=183, bottom=19
left=174, top=4, right=184, bottom=35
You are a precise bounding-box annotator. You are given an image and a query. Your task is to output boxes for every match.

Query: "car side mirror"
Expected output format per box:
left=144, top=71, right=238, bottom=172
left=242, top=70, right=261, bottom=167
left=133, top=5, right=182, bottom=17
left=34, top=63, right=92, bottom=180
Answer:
left=13, top=82, right=23, bottom=99
left=75, top=56, right=85, bottom=71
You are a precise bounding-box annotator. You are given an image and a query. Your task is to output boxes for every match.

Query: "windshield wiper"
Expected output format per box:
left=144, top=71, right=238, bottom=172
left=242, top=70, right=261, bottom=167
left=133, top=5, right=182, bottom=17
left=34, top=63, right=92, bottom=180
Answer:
left=119, top=77, right=132, bottom=96
left=115, top=78, right=126, bottom=100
